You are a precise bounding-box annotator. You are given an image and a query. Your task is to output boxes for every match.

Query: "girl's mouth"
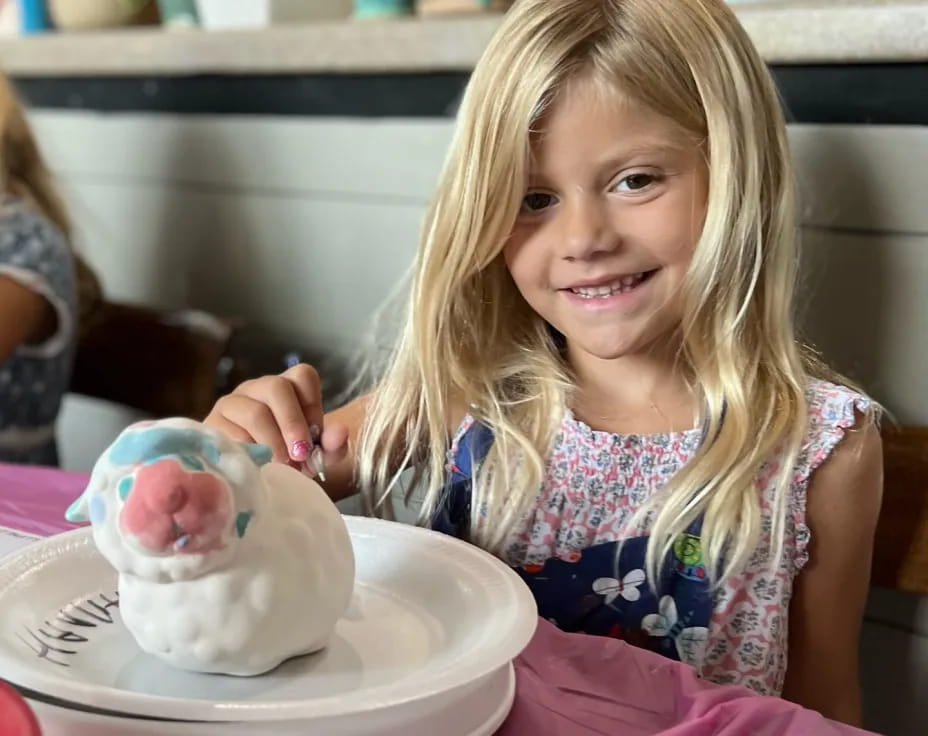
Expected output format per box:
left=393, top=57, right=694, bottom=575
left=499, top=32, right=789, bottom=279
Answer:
left=567, top=269, right=658, bottom=299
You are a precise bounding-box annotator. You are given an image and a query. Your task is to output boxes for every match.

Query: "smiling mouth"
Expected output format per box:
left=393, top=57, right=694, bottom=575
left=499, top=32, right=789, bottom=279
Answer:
left=566, top=269, right=658, bottom=298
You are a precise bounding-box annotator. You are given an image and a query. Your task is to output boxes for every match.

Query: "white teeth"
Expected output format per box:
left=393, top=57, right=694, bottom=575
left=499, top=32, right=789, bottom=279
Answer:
left=570, top=272, right=647, bottom=298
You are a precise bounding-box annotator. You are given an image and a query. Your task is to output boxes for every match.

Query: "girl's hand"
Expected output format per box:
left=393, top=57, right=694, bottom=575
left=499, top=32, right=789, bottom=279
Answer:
left=204, top=363, right=349, bottom=479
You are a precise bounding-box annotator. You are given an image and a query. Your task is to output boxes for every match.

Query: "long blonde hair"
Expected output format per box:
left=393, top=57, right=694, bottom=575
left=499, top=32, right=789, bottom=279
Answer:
left=0, top=73, right=101, bottom=330
left=359, top=0, right=840, bottom=584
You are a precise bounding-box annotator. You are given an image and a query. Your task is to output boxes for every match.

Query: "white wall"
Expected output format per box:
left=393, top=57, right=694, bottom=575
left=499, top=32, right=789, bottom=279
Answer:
left=34, top=113, right=452, bottom=356
left=790, top=126, right=928, bottom=426
left=30, top=110, right=928, bottom=734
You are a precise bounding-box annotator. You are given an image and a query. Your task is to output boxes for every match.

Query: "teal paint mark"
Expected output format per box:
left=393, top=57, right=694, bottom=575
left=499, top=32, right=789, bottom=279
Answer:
left=179, top=455, right=205, bottom=471
left=240, top=443, right=272, bottom=467
left=203, top=444, right=221, bottom=466
left=235, top=511, right=253, bottom=538
left=65, top=496, right=88, bottom=523
left=118, top=476, right=134, bottom=501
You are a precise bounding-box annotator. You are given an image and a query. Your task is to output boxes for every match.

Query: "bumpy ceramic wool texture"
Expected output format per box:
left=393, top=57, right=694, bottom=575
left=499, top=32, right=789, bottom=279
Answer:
left=67, top=418, right=355, bottom=676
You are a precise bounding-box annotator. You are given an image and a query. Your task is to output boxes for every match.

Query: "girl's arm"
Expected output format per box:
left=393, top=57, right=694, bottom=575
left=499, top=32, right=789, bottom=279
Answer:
left=0, top=275, right=56, bottom=363
left=781, top=415, right=883, bottom=726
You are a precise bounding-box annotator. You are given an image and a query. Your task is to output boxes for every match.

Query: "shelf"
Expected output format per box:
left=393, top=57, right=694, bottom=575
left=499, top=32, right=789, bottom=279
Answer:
left=0, top=2, right=924, bottom=77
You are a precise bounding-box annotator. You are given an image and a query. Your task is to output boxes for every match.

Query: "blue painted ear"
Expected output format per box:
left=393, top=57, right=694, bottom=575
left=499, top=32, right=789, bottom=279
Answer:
left=241, top=442, right=272, bottom=467
left=65, top=493, right=89, bottom=523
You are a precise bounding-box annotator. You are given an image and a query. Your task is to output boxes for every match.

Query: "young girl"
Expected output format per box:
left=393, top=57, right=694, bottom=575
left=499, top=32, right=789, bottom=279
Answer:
left=0, top=73, right=100, bottom=465
left=205, top=0, right=883, bottom=725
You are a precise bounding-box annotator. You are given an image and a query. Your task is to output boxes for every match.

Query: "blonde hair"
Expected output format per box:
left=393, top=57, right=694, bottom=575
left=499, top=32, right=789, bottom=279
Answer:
left=358, top=0, right=846, bottom=584
left=0, top=73, right=101, bottom=331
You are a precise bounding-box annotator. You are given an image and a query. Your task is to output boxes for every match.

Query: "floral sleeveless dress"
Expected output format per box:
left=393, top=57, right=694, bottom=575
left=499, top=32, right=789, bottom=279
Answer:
left=432, top=379, right=870, bottom=695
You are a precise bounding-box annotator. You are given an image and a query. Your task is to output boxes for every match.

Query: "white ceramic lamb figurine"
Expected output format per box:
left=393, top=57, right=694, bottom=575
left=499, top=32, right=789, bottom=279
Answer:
left=65, top=417, right=355, bottom=676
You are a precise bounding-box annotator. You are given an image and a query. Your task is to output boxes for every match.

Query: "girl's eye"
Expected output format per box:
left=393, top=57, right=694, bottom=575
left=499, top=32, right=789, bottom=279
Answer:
left=521, top=192, right=557, bottom=213
left=615, top=173, right=659, bottom=193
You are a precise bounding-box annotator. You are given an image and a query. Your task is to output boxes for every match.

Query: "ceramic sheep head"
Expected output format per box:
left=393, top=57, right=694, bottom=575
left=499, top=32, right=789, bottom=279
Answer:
left=66, top=418, right=356, bottom=676
left=66, top=418, right=271, bottom=583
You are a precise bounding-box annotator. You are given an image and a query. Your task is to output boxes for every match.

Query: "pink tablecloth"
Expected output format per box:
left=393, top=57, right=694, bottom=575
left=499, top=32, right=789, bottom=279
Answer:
left=0, top=463, right=872, bottom=736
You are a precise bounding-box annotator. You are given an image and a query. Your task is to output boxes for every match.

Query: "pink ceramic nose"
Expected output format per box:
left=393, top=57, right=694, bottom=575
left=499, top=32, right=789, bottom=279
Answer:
left=120, top=457, right=230, bottom=554
left=147, top=481, right=187, bottom=515
left=121, top=459, right=195, bottom=551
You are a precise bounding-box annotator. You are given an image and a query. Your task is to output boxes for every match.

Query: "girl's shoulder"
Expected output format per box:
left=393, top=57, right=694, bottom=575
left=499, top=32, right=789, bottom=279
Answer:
left=778, top=378, right=876, bottom=558
left=794, top=376, right=877, bottom=487
left=803, top=377, right=875, bottom=444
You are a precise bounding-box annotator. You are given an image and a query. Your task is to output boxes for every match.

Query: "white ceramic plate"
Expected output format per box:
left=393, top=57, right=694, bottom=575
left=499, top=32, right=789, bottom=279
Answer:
left=0, top=518, right=536, bottom=728
left=25, top=664, right=516, bottom=736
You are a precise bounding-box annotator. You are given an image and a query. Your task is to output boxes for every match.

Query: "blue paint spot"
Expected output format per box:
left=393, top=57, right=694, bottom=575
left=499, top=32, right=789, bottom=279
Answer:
left=118, top=476, right=134, bottom=500
left=241, top=443, right=272, bottom=467
left=179, top=455, right=205, bottom=471
left=138, top=453, right=208, bottom=473
left=203, top=444, right=221, bottom=466
left=89, top=496, right=107, bottom=524
left=109, top=427, right=222, bottom=468
left=235, top=511, right=253, bottom=538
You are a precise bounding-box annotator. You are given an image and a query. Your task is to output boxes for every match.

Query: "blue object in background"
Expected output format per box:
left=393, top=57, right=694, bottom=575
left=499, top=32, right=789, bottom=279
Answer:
left=354, top=0, right=414, bottom=19
left=157, top=0, right=199, bottom=28
left=17, top=0, right=51, bottom=33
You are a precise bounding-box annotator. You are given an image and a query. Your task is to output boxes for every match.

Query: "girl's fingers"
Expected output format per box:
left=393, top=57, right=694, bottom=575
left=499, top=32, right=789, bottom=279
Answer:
left=236, top=375, right=313, bottom=463
left=205, top=364, right=331, bottom=477
left=321, top=423, right=349, bottom=466
left=204, top=414, right=255, bottom=444
left=209, top=394, right=290, bottom=463
left=281, top=363, right=325, bottom=441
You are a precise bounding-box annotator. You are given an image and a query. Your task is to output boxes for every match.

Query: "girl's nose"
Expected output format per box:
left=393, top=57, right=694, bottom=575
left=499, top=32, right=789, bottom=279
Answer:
left=560, top=196, right=620, bottom=261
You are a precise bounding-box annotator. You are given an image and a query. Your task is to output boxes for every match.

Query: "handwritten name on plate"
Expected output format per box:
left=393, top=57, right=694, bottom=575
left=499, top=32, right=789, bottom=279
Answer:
left=17, top=592, right=120, bottom=667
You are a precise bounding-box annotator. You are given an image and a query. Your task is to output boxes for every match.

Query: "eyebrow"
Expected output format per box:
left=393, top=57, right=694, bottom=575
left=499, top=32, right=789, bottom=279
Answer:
left=527, top=141, right=689, bottom=186
left=596, top=142, right=688, bottom=168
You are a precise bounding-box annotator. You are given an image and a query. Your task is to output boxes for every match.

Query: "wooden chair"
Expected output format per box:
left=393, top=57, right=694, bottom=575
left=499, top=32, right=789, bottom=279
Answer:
left=871, top=426, right=928, bottom=594
left=69, top=301, right=237, bottom=420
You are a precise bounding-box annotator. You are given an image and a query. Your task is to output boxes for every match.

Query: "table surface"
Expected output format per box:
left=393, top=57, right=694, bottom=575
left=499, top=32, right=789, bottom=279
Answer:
left=0, top=462, right=874, bottom=735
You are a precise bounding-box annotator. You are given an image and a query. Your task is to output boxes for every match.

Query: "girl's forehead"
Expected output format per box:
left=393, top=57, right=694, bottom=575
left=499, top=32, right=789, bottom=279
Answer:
left=531, top=76, right=691, bottom=149
left=527, top=79, right=698, bottom=171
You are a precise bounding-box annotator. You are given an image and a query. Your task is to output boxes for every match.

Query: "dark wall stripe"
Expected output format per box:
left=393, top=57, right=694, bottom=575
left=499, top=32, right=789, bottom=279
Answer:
left=11, top=63, right=928, bottom=124
left=772, top=64, right=928, bottom=125
left=12, top=73, right=470, bottom=118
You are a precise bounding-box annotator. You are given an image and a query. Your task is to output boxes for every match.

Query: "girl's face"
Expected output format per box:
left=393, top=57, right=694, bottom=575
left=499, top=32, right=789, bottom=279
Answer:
left=504, top=77, right=708, bottom=364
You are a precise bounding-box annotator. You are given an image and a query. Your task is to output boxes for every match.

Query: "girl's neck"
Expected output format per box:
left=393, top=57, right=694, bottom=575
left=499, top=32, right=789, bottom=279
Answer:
left=567, top=343, right=698, bottom=436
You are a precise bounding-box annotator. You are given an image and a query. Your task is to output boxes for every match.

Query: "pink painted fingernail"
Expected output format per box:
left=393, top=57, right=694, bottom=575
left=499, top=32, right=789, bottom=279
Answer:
left=291, top=440, right=311, bottom=461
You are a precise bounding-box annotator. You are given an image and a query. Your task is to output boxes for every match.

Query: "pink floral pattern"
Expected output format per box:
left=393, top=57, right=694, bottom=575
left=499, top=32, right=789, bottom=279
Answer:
left=452, top=379, right=870, bottom=695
